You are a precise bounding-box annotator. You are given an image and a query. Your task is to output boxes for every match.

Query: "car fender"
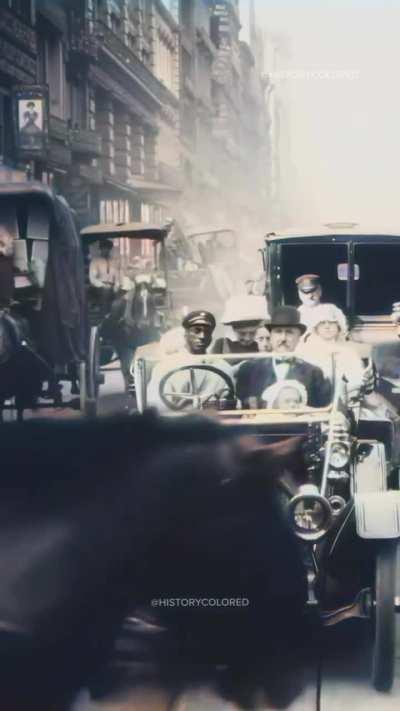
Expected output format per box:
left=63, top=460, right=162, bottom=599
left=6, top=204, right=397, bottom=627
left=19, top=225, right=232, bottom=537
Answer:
left=354, top=491, right=400, bottom=539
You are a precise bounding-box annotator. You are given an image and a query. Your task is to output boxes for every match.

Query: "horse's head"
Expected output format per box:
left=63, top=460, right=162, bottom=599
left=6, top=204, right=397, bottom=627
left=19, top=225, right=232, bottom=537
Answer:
left=125, top=274, right=161, bottom=327
left=135, top=421, right=310, bottom=706
left=0, top=414, right=311, bottom=709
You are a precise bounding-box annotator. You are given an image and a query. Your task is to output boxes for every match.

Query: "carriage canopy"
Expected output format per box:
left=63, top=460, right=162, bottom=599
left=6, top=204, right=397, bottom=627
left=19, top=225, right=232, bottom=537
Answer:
left=0, top=182, right=87, bottom=366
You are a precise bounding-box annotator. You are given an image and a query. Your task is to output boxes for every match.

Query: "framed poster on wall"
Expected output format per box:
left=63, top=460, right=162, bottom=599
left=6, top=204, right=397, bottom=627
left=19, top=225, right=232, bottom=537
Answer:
left=12, top=84, right=49, bottom=160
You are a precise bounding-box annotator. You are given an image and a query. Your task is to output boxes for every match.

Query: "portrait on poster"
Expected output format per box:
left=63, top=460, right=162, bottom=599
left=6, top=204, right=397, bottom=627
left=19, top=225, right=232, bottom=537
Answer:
left=18, top=98, right=44, bottom=150
left=12, top=85, right=49, bottom=157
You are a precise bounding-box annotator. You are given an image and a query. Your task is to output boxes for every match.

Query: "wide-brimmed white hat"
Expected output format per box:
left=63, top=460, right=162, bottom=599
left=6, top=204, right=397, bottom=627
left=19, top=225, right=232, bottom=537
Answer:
left=221, top=295, right=269, bottom=325
left=306, top=303, right=347, bottom=333
left=261, top=379, right=308, bottom=408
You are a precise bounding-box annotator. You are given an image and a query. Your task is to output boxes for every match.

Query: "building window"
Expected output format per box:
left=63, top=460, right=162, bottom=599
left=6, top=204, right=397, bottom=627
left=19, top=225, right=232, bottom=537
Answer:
left=38, top=33, right=66, bottom=119
left=110, top=12, right=121, bottom=34
left=8, top=0, right=31, bottom=22
left=128, top=32, right=137, bottom=52
left=66, top=81, right=86, bottom=129
left=0, top=93, right=14, bottom=165
left=144, top=129, right=157, bottom=180
left=155, top=29, right=176, bottom=93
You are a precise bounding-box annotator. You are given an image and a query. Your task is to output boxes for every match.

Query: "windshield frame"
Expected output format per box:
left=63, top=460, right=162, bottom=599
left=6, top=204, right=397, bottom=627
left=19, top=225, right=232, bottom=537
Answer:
left=134, top=351, right=337, bottom=417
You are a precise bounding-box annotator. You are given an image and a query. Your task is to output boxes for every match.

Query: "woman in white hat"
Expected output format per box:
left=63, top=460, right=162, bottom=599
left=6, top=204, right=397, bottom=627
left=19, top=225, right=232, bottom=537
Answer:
left=212, top=295, right=269, bottom=354
left=297, top=304, right=367, bottom=398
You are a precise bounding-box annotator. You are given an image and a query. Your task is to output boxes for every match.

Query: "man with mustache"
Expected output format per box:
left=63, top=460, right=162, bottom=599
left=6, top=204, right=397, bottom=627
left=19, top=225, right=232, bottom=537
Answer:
left=236, top=306, right=332, bottom=409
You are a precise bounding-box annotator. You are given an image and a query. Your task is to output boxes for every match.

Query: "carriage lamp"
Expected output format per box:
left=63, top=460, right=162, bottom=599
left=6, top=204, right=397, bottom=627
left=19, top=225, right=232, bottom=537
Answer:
left=288, top=485, right=333, bottom=542
left=328, top=495, right=347, bottom=516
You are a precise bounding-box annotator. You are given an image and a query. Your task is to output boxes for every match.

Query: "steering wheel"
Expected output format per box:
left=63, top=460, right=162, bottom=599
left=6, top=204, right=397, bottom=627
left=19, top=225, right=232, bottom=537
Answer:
left=159, top=364, right=236, bottom=412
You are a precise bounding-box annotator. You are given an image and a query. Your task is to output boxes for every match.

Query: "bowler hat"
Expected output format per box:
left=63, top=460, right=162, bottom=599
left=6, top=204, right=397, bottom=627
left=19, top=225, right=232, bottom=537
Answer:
left=182, top=310, right=216, bottom=330
left=295, top=274, right=321, bottom=294
left=268, top=306, right=306, bottom=334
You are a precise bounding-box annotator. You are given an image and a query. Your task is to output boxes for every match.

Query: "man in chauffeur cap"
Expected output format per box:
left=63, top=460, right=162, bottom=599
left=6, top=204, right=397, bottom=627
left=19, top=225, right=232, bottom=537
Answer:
left=296, top=274, right=347, bottom=332
left=182, top=310, right=216, bottom=355
left=146, top=309, right=234, bottom=411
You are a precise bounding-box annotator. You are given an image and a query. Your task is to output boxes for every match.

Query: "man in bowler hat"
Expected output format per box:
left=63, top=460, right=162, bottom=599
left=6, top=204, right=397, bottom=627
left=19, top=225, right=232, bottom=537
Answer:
left=236, top=306, right=332, bottom=408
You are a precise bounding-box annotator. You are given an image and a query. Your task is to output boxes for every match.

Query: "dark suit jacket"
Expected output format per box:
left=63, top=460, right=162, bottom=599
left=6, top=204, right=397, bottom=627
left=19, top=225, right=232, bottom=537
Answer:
left=212, top=338, right=258, bottom=354
left=237, top=358, right=332, bottom=408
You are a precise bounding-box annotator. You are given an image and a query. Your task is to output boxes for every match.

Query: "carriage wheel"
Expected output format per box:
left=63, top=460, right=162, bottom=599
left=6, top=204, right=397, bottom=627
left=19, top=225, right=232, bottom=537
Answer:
left=82, top=326, right=103, bottom=417
left=372, top=540, right=397, bottom=691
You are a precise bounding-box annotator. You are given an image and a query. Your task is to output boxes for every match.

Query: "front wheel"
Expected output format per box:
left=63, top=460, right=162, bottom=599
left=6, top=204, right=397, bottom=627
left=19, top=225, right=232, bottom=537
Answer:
left=81, top=326, right=103, bottom=417
left=372, top=540, right=397, bottom=691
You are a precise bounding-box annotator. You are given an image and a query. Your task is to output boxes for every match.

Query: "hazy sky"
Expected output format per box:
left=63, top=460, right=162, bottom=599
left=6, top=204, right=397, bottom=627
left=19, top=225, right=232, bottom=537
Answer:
left=239, top=0, right=400, bottom=228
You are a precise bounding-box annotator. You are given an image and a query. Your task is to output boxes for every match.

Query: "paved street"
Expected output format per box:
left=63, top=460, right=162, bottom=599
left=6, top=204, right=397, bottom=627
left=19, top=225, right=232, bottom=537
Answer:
left=2, top=361, right=132, bottom=423
left=73, top=635, right=400, bottom=711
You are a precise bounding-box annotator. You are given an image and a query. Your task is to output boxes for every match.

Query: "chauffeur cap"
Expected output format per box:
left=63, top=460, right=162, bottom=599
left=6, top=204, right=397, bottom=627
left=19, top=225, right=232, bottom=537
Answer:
left=182, top=310, right=216, bottom=330
left=295, top=274, right=321, bottom=293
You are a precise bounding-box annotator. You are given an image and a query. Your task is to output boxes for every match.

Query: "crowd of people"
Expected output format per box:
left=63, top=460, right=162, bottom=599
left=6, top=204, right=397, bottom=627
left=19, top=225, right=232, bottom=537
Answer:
left=143, top=273, right=376, bottom=413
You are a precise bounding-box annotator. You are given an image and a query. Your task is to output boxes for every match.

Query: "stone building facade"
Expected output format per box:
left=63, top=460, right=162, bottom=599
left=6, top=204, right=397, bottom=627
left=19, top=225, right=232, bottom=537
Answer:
left=0, top=0, right=269, bottom=236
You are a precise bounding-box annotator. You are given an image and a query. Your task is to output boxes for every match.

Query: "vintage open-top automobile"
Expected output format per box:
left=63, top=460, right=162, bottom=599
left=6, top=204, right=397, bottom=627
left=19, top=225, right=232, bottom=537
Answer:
left=133, top=349, right=400, bottom=691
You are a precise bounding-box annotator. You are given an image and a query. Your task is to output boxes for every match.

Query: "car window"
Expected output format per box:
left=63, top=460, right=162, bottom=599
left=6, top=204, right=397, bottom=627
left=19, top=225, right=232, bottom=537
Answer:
left=280, top=243, right=348, bottom=311
left=354, top=244, right=400, bottom=315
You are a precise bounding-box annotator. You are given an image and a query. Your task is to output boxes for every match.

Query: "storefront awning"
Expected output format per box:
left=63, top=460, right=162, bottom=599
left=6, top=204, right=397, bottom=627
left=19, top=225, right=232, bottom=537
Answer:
left=103, top=178, right=139, bottom=196
left=129, top=178, right=181, bottom=194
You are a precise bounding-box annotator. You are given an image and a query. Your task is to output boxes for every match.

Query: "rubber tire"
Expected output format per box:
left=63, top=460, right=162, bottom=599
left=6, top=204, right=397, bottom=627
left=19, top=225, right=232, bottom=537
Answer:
left=82, top=327, right=102, bottom=417
left=372, top=540, right=397, bottom=691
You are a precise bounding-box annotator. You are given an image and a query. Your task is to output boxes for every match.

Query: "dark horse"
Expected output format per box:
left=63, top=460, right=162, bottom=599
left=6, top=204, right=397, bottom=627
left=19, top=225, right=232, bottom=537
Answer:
left=101, top=279, right=162, bottom=390
left=0, top=310, right=45, bottom=421
left=0, top=413, right=314, bottom=710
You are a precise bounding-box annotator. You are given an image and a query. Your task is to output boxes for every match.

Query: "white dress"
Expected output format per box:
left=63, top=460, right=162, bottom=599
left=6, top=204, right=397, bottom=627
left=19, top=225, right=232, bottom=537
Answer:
left=298, top=303, right=347, bottom=332
left=297, top=335, right=364, bottom=397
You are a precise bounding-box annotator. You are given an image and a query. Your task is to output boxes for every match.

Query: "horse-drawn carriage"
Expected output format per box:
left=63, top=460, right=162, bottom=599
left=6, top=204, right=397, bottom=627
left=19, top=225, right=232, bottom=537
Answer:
left=167, top=226, right=238, bottom=318
left=0, top=182, right=101, bottom=420
left=80, top=221, right=173, bottom=391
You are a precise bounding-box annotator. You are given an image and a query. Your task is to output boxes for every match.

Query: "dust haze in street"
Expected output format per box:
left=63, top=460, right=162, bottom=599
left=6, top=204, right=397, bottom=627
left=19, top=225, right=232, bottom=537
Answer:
left=241, top=0, right=400, bottom=230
